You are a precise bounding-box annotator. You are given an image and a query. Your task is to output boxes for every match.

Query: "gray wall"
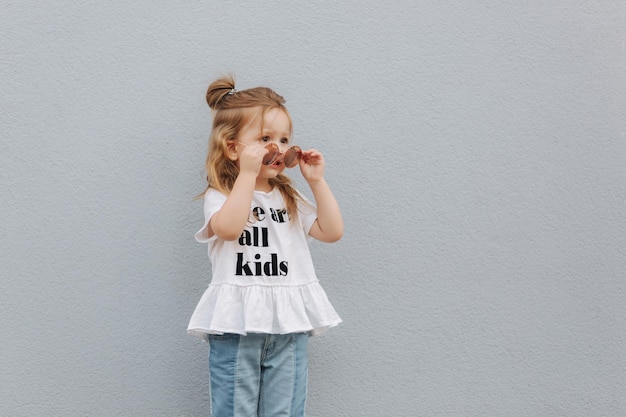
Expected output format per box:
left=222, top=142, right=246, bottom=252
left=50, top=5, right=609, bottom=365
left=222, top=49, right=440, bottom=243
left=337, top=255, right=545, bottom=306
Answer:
left=2, top=1, right=625, bottom=416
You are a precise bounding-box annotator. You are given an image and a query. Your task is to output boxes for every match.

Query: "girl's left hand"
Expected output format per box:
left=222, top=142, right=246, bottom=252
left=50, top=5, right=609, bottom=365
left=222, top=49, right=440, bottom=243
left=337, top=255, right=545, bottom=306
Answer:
left=299, top=149, right=326, bottom=183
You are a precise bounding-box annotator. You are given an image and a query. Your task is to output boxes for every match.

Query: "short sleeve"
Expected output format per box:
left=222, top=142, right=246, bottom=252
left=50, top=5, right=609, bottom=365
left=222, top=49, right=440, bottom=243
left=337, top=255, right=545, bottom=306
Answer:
left=297, top=191, right=318, bottom=235
left=195, top=188, right=228, bottom=243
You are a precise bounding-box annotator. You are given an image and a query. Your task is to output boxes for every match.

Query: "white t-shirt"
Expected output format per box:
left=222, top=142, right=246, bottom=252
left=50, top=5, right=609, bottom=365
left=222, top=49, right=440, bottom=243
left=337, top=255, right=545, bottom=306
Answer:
left=187, top=187, right=342, bottom=338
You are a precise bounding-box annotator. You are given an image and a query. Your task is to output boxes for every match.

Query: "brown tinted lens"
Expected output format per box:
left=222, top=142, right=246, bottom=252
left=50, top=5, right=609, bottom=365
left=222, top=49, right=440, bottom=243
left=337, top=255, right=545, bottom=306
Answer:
left=284, top=146, right=302, bottom=168
left=263, top=143, right=279, bottom=165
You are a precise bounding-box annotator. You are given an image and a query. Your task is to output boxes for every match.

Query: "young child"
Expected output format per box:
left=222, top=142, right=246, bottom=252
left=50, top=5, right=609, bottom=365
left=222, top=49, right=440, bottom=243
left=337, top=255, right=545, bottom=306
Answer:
left=188, top=76, right=343, bottom=417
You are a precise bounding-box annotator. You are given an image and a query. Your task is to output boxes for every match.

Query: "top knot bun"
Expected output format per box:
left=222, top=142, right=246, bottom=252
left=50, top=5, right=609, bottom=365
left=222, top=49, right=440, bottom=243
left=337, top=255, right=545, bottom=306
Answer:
left=206, top=75, right=236, bottom=110
left=205, top=75, right=287, bottom=112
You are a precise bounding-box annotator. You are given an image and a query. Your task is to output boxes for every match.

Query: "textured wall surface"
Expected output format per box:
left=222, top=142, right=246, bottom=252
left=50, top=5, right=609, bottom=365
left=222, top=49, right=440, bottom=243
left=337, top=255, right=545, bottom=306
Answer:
left=2, top=1, right=625, bottom=416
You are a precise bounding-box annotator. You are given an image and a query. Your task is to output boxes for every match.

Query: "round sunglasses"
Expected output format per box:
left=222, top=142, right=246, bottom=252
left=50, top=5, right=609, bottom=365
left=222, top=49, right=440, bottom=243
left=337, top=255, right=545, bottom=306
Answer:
left=236, top=142, right=303, bottom=168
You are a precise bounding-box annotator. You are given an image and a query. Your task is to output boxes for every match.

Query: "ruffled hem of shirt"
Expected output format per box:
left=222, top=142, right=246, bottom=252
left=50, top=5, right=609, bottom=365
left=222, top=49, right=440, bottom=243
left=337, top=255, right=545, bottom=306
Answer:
left=187, top=281, right=342, bottom=339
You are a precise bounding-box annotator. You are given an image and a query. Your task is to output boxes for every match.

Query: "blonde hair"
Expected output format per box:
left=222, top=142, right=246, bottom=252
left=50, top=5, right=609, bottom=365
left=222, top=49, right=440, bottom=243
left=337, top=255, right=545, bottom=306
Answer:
left=199, top=75, right=301, bottom=221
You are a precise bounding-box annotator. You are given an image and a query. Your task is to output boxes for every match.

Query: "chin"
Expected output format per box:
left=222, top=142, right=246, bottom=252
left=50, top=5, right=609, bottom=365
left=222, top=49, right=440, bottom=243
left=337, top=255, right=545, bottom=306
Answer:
left=263, top=166, right=285, bottom=177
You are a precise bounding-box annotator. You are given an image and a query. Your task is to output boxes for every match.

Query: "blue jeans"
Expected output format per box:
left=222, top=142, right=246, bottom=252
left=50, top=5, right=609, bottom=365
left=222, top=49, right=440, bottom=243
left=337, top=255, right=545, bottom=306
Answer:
left=208, top=333, right=309, bottom=417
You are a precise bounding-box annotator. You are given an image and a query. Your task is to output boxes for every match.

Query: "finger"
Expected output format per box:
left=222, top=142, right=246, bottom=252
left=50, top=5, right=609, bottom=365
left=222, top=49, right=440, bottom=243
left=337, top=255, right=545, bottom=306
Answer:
left=302, top=150, right=323, bottom=164
left=303, top=148, right=320, bottom=156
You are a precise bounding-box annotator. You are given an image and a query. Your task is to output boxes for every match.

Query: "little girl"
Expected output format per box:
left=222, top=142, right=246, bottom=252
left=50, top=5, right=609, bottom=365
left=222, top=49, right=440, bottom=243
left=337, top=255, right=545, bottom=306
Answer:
left=188, top=76, right=343, bottom=417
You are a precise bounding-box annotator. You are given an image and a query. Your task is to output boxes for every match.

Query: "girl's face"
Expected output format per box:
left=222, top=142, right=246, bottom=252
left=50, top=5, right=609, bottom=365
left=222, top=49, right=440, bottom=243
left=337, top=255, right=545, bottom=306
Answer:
left=235, top=107, right=292, bottom=189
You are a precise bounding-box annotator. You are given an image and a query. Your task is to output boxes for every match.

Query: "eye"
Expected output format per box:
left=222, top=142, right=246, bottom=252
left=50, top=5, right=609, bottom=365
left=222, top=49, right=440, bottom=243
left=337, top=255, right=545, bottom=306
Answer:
left=280, top=137, right=290, bottom=145
left=260, top=136, right=271, bottom=143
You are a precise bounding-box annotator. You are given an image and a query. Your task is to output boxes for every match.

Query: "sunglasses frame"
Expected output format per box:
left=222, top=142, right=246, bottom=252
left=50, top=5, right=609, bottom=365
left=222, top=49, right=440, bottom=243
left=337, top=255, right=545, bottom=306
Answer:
left=235, top=142, right=303, bottom=168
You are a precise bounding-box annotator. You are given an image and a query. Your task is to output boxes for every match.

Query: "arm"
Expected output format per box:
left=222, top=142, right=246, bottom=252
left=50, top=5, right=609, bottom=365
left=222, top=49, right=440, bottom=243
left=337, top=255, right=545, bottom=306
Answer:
left=300, top=149, right=344, bottom=243
left=209, top=144, right=268, bottom=240
left=208, top=171, right=257, bottom=240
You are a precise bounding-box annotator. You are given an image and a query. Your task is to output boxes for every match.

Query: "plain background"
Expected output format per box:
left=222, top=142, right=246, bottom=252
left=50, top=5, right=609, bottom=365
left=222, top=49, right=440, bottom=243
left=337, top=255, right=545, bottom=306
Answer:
left=2, top=1, right=625, bottom=416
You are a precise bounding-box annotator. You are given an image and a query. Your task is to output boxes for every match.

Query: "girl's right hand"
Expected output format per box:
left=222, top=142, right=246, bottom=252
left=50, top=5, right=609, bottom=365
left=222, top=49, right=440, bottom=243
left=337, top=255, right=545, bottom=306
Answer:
left=238, top=144, right=268, bottom=176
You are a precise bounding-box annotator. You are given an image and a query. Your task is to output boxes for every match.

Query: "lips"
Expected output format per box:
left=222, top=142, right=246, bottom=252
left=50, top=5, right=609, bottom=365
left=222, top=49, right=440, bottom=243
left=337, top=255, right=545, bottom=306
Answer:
left=270, top=155, right=284, bottom=167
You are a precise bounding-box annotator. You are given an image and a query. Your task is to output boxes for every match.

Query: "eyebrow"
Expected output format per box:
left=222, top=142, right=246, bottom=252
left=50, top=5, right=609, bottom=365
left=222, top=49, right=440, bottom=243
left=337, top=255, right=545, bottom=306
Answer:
left=262, top=129, right=290, bottom=138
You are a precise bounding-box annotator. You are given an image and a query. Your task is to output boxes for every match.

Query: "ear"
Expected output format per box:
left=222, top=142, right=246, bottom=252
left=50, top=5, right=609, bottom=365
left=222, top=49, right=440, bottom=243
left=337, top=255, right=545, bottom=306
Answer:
left=225, top=141, right=238, bottom=161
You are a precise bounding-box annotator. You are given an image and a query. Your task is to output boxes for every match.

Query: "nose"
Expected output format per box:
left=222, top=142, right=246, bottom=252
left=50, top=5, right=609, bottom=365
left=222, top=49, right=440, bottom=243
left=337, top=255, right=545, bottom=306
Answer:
left=277, top=142, right=290, bottom=153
